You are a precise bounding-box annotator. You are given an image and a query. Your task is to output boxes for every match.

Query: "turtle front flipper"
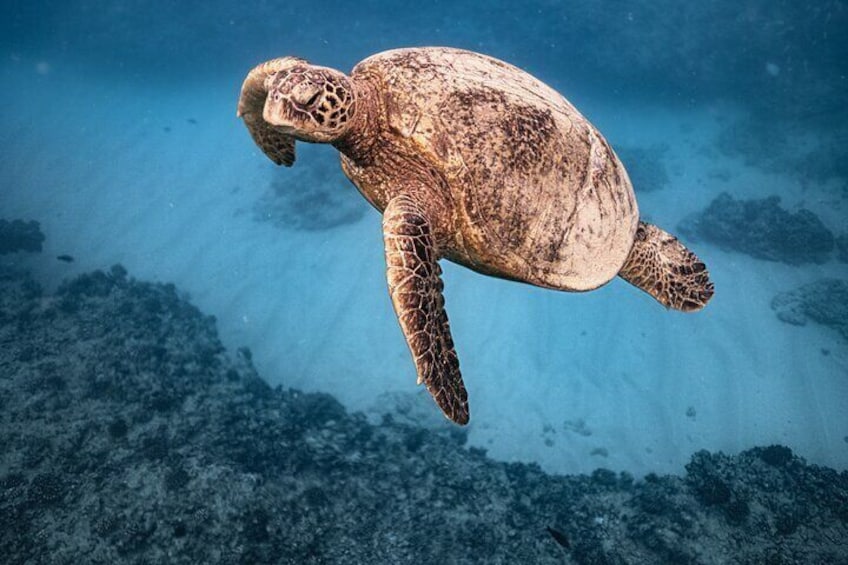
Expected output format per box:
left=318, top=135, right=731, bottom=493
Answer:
left=382, top=194, right=469, bottom=424
left=619, top=222, right=715, bottom=312
left=237, top=57, right=303, bottom=166
left=240, top=115, right=296, bottom=166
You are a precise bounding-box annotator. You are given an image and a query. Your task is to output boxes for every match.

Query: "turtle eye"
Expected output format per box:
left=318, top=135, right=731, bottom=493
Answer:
left=290, top=81, right=323, bottom=107
left=304, top=91, right=321, bottom=107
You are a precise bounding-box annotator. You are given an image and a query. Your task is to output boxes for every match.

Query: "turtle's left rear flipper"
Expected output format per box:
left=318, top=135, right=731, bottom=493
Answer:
left=619, top=221, right=714, bottom=312
left=382, top=194, right=469, bottom=424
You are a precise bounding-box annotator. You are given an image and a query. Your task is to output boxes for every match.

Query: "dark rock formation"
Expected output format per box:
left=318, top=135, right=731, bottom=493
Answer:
left=772, top=279, right=848, bottom=342
left=679, top=192, right=835, bottom=264
left=1, top=266, right=846, bottom=564
left=0, top=219, right=44, bottom=254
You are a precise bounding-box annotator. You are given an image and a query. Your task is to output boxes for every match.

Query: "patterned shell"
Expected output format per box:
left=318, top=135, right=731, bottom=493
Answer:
left=351, top=47, right=639, bottom=291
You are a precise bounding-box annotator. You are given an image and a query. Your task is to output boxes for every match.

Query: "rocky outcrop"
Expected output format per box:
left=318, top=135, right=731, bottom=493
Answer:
left=679, top=192, right=835, bottom=264
left=1, top=266, right=846, bottom=564
left=772, top=279, right=848, bottom=342
left=0, top=219, right=44, bottom=254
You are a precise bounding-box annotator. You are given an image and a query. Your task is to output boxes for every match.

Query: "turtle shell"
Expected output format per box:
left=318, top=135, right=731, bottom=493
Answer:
left=349, top=47, right=638, bottom=291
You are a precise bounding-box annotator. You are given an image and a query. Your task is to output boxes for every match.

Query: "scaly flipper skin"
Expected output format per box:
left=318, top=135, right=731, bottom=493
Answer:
left=236, top=57, right=304, bottom=166
left=382, top=194, right=469, bottom=424
left=619, top=222, right=715, bottom=312
left=242, top=120, right=296, bottom=166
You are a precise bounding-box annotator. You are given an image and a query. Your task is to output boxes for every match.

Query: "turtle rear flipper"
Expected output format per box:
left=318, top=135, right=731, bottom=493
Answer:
left=618, top=222, right=714, bottom=312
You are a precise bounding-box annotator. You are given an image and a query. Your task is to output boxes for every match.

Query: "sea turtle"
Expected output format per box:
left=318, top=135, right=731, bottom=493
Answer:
left=237, top=47, right=714, bottom=425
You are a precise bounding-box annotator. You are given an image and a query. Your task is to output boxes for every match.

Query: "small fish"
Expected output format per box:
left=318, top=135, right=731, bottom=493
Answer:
left=187, top=118, right=198, bottom=125
left=56, top=254, right=74, bottom=263
left=546, top=526, right=571, bottom=549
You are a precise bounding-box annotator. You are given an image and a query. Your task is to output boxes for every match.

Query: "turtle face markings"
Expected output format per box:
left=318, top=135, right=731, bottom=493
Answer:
left=263, top=64, right=355, bottom=143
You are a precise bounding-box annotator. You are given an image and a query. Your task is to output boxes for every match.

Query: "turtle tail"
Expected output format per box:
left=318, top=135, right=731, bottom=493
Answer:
left=618, top=222, right=714, bottom=312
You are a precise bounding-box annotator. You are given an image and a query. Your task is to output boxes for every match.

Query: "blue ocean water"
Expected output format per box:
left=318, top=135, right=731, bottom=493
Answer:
left=2, top=2, right=847, bottom=562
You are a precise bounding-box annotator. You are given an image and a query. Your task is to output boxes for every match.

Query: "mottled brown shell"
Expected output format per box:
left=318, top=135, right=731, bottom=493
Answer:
left=347, top=47, right=638, bottom=291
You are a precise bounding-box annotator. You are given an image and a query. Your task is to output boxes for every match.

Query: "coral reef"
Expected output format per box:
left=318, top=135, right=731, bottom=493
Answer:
left=615, top=144, right=670, bottom=193
left=678, top=192, right=835, bottom=264
left=772, top=279, right=848, bottom=342
left=1, top=265, right=846, bottom=564
left=0, top=219, right=44, bottom=254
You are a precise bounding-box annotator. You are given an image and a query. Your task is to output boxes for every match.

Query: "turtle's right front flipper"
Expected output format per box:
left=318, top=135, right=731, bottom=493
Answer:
left=382, top=194, right=469, bottom=425
left=237, top=57, right=303, bottom=166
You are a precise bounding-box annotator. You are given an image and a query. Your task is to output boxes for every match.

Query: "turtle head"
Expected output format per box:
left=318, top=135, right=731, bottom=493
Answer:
left=238, top=57, right=355, bottom=165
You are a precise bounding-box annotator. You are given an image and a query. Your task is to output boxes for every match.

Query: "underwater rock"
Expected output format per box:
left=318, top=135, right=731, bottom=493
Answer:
left=615, top=144, right=670, bottom=193
left=1, top=265, right=846, bottom=564
left=0, top=219, right=45, bottom=254
left=0, top=266, right=42, bottom=325
left=753, top=445, right=794, bottom=467
left=679, top=192, right=835, bottom=264
left=771, top=279, right=848, bottom=342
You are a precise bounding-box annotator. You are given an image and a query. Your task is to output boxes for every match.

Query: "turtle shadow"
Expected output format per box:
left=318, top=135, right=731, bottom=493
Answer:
left=252, top=150, right=369, bottom=232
